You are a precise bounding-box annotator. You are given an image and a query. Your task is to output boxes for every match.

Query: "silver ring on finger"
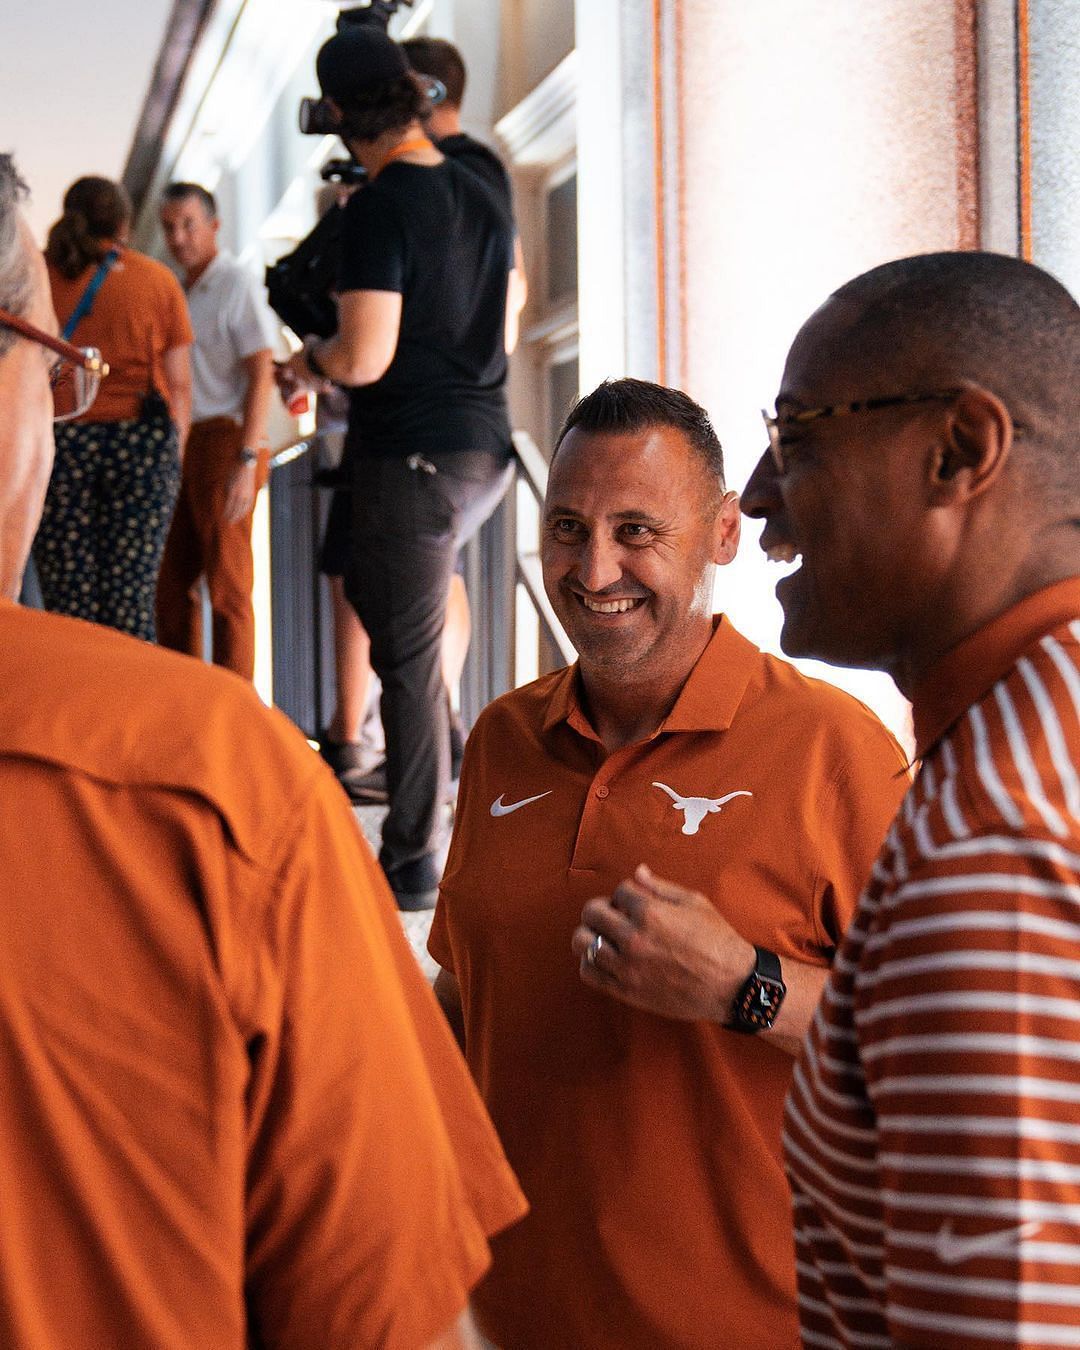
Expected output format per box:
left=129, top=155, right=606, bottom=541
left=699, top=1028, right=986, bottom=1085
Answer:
left=587, top=933, right=604, bottom=967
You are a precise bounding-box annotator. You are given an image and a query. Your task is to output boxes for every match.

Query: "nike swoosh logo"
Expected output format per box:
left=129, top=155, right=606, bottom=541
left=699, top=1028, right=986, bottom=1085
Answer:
left=934, top=1219, right=1042, bottom=1265
left=490, top=791, right=552, bottom=817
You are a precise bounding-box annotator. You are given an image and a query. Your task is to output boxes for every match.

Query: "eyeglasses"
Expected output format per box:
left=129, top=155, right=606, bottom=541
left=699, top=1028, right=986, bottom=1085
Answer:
left=761, top=388, right=964, bottom=476
left=0, top=306, right=109, bottom=422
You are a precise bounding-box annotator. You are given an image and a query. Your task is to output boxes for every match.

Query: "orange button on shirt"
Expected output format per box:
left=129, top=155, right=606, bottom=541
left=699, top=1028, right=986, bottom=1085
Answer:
left=0, top=599, right=525, bottom=1350
left=48, top=248, right=192, bottom=422
left=430, top=616, right=909, bottom=1350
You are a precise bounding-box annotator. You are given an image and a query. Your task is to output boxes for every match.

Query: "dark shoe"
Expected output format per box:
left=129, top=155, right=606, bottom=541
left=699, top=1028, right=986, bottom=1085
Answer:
left=392, top=883, right=439, bottom=912
left=449, top=711, right=465, bottom=785
left=342, top=760, right=388, bottom=805
left=318, top=733, right=365, bottom=777
left=386, top=855, right=440, bottom=912
left=318, top=733, right=388, bottom=804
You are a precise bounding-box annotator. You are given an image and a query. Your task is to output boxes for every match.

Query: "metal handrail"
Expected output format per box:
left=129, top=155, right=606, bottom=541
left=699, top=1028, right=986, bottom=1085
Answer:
left=509, top=429, right=575, bottom=667
left=511, top=428, right=549, bottom=504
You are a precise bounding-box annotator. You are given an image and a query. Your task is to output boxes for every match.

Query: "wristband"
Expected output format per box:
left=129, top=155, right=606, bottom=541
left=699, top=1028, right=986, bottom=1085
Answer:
left=305, top=341, right=329, bottom=381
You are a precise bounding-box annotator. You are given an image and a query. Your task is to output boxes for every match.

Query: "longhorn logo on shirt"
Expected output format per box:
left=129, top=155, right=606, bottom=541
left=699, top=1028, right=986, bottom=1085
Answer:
left=651, top=782, right=753, bottom=836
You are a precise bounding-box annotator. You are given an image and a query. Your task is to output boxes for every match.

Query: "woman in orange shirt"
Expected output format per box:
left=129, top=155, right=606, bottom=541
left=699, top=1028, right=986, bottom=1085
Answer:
left=32, top=176, right=193, bottom=641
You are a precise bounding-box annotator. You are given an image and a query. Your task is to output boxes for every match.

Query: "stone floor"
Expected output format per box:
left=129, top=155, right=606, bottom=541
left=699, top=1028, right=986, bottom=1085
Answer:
left=353, top=802, right=439, bottom=982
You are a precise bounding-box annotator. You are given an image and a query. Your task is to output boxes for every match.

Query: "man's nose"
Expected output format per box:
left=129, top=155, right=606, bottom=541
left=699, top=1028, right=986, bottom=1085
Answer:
left=740, top=449, right=780, bottom=521
left=577, top=534, right=623, bottom=593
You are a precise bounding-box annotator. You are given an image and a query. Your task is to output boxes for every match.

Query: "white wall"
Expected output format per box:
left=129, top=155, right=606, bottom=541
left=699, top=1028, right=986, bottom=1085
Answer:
left=669, top=0, right=970, bottom=739
left=1029, top=0, right=1080, bottom=296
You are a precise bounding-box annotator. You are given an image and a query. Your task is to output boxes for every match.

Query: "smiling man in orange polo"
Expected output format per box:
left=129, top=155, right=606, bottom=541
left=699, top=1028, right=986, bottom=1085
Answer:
left=429, top=378, right=909, bottom=1349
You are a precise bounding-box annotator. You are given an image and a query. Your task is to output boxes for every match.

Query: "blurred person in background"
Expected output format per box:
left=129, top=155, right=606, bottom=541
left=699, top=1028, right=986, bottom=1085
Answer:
left=402, top=34, right=527, bottom=353
left=281, top=25, right=517, bottom=911
left=33, top=175, right=192, bottom=641
left=316, top=36, right=527, bottom=803
left=157, top=182, right=277, bottom=681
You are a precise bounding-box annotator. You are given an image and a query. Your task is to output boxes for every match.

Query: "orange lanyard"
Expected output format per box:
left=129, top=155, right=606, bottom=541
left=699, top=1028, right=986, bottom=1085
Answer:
left=371, top=136, right=435, bottom=179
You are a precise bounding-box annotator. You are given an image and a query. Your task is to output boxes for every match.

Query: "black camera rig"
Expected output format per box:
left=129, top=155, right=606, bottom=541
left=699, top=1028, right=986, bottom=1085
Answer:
left=299, top=0, right=420, bottom=135
left=336, top=1, right=414, bottom=30
left=267, top=0, right=426, bottom=341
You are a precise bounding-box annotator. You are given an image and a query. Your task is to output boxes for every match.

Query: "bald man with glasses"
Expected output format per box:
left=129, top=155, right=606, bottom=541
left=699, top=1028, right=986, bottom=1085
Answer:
left=743, top=250, right=1080, bottom=1350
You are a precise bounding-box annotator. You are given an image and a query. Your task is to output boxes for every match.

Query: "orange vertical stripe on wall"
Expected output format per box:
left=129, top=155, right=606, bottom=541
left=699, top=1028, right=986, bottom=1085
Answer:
left=1016, top=0, right=1033, bottom=260
left=954, top=0, right=980, bottom=249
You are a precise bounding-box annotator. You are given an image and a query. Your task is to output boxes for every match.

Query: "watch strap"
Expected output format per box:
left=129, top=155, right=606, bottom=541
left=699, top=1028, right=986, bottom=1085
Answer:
left=727, top=945, right=786, bottom=1034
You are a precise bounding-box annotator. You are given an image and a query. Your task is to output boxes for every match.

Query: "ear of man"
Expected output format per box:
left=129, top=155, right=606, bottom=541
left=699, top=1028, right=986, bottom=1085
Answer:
left=710, top=490, right=741, bottom=565
left=928, top=385, right=1014, bottom=503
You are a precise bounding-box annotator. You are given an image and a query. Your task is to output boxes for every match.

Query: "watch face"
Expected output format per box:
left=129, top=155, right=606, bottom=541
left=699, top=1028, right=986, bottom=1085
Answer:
left=735, top=974, right=786, bottom=1031
left=759, top=978, right=784, bottom=1012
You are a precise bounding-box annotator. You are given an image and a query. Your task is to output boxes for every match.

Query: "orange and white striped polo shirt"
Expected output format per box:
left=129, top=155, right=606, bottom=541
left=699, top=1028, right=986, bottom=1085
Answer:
left=785, top=578, right=1080, bottom=1350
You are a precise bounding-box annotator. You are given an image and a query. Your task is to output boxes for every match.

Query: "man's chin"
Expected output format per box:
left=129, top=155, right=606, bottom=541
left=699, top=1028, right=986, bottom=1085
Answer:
left=569, top=625, right=647, bottom=673
left=779, top=611, right=889, bottom=673
left=778, top=597, right=842, bottom=664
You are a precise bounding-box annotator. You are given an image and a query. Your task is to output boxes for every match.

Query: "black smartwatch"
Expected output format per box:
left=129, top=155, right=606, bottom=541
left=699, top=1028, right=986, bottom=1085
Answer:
left=727, top=946, right=786, bottom=1034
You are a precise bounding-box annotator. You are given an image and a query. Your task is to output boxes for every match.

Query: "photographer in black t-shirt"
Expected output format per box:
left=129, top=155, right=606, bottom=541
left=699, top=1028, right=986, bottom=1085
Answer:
left=403, top=36, right=528, bottom=351
left=281, top=24, right=515, bottom=911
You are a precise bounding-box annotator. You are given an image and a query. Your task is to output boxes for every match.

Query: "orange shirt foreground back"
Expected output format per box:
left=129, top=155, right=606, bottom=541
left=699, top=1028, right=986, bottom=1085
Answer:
left=0, top=599, right=524, bottom=1349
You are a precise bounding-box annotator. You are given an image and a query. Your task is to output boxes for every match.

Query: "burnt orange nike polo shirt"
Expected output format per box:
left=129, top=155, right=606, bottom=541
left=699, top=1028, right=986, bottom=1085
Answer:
left=430, top=615, right=909, bottom=1350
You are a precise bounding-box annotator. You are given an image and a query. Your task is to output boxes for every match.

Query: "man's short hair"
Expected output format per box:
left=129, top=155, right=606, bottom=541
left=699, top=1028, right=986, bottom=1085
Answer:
left=555, top=377, right=726, bottom=495
left=161, top=182, right=218, bottom=220
left=826, top=251, right=1080, bottom=498
left=402, top=36, right=466, bottom=108
left=0, top=153, right=31, bottom=359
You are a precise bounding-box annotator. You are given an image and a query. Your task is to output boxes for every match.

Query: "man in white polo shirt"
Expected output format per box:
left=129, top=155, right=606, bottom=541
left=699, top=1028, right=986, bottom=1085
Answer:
left=157, top=182, right=277, bottom=679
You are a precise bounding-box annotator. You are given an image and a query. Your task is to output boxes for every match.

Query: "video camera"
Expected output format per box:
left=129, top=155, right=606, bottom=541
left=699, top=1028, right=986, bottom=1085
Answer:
left=266, top=3, right=406, bottom=340
left=320, top=158, right=368, bottom=187
left=297, top=1, right=444, bottom=138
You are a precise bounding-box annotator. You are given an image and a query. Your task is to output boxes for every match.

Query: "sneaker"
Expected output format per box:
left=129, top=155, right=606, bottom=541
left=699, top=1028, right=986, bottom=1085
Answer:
left=317, top=733, right=388, bottom=804
left=386, top=855, right=440, bottom=912
left=392, top=882, right=439, bottom=912
left=317, top=734, right=366, bottom=777
left=449, top=711, right=465, bottom=785
left=342, top=760, right=388, bottom=805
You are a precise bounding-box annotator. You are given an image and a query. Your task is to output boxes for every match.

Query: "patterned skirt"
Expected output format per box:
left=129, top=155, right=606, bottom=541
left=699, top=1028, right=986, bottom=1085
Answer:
left=32, top=413, right=181, bottom=643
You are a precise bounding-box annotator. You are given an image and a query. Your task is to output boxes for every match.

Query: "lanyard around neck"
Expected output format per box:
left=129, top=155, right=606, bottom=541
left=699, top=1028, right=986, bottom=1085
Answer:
left=370, top=136, right=435, bottom=179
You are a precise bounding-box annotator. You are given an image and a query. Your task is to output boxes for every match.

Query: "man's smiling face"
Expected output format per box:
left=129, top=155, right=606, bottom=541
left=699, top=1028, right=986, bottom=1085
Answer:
left=741, top=298, right=956, bottom=675
left=542, top=422, right=739, bottom=688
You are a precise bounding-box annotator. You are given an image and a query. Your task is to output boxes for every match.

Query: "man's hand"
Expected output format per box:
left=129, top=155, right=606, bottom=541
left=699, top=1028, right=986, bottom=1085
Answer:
left=276, top=350, right=332, bottom=400
left=571, top=863, right=754, bottom=1023
left=223, top=460, right=258, bottom=524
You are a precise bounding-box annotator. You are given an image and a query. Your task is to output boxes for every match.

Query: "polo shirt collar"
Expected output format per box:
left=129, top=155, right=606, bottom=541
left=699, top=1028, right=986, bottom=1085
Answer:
left=189, top=250, right=230, bottom=293
left=542, top=614, right=759, bottom=740
left=911, top=576, right=1080, bottom=758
